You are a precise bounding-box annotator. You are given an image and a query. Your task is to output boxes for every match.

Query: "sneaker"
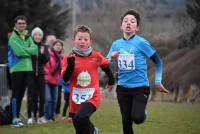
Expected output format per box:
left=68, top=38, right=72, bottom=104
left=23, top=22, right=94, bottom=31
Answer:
left=94, top=127, right=99, bottom=134
left=27, top=118, right=33, bottom=124
left=62, top=116, right=66, bottom=120
left=12, top=118, right=25, bottom=128
left=55, top=114, right=61, bottom=117
left=37, top=117, right=47, bottom=124
left=46, top=119, right=54, bottom=123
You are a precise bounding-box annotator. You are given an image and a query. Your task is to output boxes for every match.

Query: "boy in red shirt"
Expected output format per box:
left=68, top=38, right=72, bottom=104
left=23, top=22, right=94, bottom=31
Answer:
left=61, top=25, right=115, bottom=134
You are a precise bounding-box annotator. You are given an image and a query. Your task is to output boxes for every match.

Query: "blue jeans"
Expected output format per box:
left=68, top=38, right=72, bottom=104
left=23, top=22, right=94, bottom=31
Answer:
left=44, top=83, right=58, bottom=120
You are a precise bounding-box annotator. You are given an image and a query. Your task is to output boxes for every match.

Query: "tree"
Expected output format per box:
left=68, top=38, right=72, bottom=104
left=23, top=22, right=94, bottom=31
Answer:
left=0, top=0, right=70, bottom=47
left=186, top=0, right=200, bottom=23
left=185, top=0, right=200, bottom=47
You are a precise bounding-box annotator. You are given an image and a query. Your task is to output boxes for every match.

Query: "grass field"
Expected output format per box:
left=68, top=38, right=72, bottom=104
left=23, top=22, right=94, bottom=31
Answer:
left=0, top=100, right=200, bottom=134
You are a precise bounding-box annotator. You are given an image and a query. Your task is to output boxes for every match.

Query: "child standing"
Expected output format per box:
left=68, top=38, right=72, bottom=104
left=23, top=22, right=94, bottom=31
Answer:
left=62, top=25, right=115, bottom=134
left=59, top=80, right=70, bottom=121
left=44, top=40, right=64, bottom=121
left=107, top=9, right=169, bottom=134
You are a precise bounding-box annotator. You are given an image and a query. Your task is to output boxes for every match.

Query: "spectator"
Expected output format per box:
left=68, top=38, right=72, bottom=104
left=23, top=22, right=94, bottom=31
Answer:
left=44, top=39, right=64, bottom=121
left=8, top=15, right=38, bottom=127
left=27, top=27, right=49, bottom=124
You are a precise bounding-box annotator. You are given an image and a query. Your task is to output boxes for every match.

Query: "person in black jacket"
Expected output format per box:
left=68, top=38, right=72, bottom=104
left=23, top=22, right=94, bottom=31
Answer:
left=27, top=27, right=49, bottom=124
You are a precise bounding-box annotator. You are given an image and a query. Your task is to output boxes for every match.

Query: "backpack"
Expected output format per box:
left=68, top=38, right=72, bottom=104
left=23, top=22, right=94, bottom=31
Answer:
left=0, top=105, right=12, bottom=125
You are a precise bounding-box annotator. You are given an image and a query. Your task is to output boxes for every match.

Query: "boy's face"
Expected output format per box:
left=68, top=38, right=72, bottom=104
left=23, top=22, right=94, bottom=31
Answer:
left=121, top=14, right=139, bottom=35
left=73, top=32, right=92, bottom=51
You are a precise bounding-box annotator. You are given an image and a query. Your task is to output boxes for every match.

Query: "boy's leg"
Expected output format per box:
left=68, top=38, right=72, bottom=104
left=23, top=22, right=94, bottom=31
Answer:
left=116, top=88, right=134, bottom=134
left=131, top=93, right=149, bottom=124
left=72, top=102, right=96, bottom=134
left=62, top=93, right=69, bottom=117
left=55, top=85, right=62, bottom=114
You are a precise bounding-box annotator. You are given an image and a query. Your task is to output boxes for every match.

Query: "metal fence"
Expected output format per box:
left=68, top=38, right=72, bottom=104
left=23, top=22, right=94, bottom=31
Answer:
left=0, top=64, right=9, bottom=108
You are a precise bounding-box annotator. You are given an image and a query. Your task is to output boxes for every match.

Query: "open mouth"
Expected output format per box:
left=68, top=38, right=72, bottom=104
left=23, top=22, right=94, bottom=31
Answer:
left=126, top=26, right=131, bottom=30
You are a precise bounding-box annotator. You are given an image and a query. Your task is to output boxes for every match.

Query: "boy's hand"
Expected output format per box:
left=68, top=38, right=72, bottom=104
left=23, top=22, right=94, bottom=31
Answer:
left=67, top=51, right=75, bottom=58
left=106, top=84, right=114, bottom=92
left=67, top=52, right=75, bottom=64
left=111, top=51, right=119, bottom=59
left=156, top=84, right=169, bottom=94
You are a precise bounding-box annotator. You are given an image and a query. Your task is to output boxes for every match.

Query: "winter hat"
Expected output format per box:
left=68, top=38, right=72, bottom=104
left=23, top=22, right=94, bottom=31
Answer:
left=31, top=27, right=44, bottom=38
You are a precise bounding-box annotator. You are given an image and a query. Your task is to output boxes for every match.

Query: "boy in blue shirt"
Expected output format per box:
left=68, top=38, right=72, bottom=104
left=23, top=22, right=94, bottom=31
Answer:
left=107, top=9, right=169, bottom=134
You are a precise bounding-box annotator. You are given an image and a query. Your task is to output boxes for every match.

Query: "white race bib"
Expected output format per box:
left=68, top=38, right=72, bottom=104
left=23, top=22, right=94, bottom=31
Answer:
left=118, top=54, right=135, bottom=71
left=72, top=88, right=95, bottom=104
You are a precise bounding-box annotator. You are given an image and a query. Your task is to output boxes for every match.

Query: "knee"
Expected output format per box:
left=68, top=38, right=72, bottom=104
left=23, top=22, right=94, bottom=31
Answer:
left=73, top=116, right=87, bottom=126
left=45, top=95, right=51, bottom=102
left=132, top=114, right=146, bottom=124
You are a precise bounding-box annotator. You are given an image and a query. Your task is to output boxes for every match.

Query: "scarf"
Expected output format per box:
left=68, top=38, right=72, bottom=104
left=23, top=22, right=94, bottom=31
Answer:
left=14, top=27, right=28, bottom=40
left=73, top=46, right=93, bottom=57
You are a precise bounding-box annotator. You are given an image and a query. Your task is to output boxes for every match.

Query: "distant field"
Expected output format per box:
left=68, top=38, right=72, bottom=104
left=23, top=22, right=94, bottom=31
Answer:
left=0, top=100, right=200, bottom=134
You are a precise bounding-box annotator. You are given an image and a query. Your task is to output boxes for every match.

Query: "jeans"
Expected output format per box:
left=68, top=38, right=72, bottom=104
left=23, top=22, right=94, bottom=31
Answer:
left=44, top=83, right=58, bottom=120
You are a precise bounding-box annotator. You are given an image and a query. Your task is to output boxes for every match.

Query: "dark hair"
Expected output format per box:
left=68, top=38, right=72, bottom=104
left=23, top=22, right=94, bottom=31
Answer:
left=121, top=9, right=140, bottom=26
left=14, top=15, right=27, bottom=24
left=53, top=39, right=64, bottom=46
left=73, top=25, right=92, bottom=39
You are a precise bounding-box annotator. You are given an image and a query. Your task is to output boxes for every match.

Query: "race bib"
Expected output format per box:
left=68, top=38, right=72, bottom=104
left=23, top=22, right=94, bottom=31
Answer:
left=72, top=88, right=95, bottom=104
left=118, top=54, right=135, bottom=71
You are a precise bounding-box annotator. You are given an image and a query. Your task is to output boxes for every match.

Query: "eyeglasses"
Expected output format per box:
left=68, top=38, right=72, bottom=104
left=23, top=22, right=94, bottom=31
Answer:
left=17, top=22, right=26, bottom=25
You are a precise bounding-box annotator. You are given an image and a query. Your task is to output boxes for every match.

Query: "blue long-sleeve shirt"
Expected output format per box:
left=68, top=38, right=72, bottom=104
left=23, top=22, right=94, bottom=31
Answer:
left=107, top=35, right=163, bottom=88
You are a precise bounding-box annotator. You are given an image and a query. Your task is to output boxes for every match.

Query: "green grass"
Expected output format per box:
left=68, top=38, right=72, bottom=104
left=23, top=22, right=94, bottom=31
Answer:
left=0, top=100, right=200, bottom=134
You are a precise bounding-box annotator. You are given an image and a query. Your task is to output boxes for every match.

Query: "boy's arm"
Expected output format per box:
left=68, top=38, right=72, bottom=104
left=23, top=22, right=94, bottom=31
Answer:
left=62, top=54, right=75, bottom=82
left=150, top=52, right=162, bottom=85
left=150, top=52, right=169, bottom=93
left=101, top=65, right=115, bottom=85
left=101, top=65, right=115, bottom=92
